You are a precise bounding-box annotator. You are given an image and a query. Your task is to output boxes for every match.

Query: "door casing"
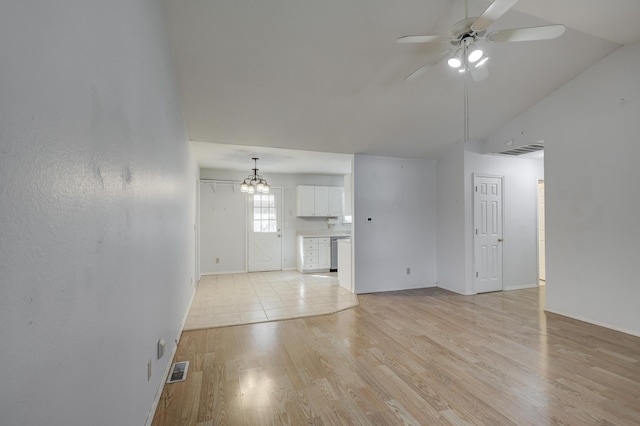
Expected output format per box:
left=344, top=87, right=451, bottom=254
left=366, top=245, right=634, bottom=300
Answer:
left=473, top=174, right=504, bottom=293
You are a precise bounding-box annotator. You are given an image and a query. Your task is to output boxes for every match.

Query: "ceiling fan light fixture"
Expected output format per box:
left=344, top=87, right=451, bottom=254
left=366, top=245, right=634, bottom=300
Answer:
left=448, top=49, right=463, bottom=68
left=467, top=44, right=483, bottom=63
left=448, top=57, right=462, bottom=68
left=475, top=57, right=489, bottom=67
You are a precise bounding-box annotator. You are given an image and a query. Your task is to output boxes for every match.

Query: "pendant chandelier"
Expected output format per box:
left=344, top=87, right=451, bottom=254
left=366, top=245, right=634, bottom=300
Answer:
left=240, top=157, right=270, bottom=194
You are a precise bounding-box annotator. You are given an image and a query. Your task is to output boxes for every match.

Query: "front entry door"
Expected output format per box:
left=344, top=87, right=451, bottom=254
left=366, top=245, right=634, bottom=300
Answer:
left=247, top=188, right=282, bottom=272
left=474, top=175, right=504, bottom=293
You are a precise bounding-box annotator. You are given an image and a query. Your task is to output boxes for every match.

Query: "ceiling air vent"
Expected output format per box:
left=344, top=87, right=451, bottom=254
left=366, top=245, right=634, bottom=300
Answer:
left=500, top=142, right=544, bottom=156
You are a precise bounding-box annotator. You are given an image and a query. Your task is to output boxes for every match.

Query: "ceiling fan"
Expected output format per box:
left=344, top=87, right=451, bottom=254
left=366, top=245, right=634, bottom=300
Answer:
left=398, top=0, right=566, bottom=82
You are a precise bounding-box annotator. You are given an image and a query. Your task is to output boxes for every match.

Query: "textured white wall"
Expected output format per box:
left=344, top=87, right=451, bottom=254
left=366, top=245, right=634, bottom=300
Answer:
left=485, top=42, right=640, bottom=336
left=354, top=154, right=437, bottom=293
left=0, top=1, right=196, bottom=425
left=199, top=182, right=247, bottom=274
left=436, top=142, right=467, bottom=294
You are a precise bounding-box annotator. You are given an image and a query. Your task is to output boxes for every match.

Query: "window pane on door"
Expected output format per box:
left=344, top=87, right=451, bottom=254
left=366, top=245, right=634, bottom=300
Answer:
left=253, top=194, right=277, bottom=233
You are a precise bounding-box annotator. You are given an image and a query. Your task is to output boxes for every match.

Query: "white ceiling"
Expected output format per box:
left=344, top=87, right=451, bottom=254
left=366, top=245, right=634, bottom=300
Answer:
left=165, top=0, right=639, bottom=172
left=191, top=141, right=353, bottom=175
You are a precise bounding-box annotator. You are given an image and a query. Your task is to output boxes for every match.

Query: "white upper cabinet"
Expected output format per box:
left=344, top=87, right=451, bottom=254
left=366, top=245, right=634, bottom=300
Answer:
left=296, top=185, right=316, bottom=216
left=296, top=185, right=343, bottom=217
left=328, top=186, right=343, bottom=217
left=314, top=186, right=329, bottom=216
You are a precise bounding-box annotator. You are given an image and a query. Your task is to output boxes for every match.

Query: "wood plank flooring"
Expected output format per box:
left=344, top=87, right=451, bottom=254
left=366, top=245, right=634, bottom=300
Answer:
left=152, top=287, right=640, bottom=425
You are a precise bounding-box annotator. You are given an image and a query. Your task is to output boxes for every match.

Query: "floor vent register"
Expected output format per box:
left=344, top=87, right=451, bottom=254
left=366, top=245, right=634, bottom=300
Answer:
left=166, top=361, right=189, bottom=384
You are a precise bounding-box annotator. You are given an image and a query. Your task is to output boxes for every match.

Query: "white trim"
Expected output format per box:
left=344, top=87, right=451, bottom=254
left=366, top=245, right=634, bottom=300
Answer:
left=200, top=270, right=247, bottom=276
left=536, top=179, right=545, bottom=283
left=144, top=285, right=197, bottom=426
left=472, top=173, right=505, bottom=294
left=435, top=284, right=475, bottom=296
left=504, top=283, right=538, bottom=291
left=544, top=308, right=640, bottom=338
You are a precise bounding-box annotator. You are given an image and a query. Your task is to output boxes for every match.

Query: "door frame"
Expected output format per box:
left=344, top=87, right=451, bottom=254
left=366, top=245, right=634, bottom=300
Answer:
left=537, top=179, right=545, bottom=284
left=245, top=186, right=284, bottom=272
left=473, top=173, right=505, bottom=294
left=195, top=177, right=200, bottom=285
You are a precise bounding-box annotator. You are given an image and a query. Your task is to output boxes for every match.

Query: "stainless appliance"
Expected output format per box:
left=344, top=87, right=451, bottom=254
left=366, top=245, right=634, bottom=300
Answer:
left=330, top=236, right=350, bottom=272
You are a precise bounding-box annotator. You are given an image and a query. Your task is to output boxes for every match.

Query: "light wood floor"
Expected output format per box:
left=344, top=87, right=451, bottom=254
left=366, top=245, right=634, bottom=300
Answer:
left=152, top=286, right=640, bottom=425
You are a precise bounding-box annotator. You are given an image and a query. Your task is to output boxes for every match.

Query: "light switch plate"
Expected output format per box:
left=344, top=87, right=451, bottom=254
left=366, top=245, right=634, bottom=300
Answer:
left=158, top=339, right=165, bottom=359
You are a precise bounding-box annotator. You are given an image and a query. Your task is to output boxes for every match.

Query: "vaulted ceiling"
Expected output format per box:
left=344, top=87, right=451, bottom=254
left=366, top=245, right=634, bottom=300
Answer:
left=164, top=0, right=639, bottom=172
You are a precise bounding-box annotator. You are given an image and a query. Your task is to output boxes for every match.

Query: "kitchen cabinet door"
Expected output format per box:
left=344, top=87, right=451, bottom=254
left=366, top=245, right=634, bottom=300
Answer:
left=318, top=241, right=331, bottom=270
left=314, top=186, right=329, bottom=216
left=296, top=185, right=315, bottom=216
left=328, top=187, right=343, bottom=217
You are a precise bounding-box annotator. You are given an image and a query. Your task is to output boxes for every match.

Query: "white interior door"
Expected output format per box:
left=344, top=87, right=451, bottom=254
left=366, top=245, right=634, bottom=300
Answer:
left=538, top=180, right=546, bottom=283
left=474, top=175, right=504, bottom=293
left=248, top=188, right=283, bottom=272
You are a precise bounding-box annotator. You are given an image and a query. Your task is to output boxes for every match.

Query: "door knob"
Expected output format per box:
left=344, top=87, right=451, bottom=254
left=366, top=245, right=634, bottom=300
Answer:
left=498, top=238, right=503, bottom=242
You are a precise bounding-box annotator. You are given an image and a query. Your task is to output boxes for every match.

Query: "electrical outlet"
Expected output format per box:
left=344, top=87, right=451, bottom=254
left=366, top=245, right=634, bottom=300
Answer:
left=406, top=267, right=411, bottom=275
left=147, top=359, right=152, bottom=381
left=216, top=257, right=220, bottom=264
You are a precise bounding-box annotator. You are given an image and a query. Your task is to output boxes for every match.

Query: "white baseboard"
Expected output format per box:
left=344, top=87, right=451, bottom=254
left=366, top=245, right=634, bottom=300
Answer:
left=504, top=283, right=539, bottom=291
left=544, top=308, right=640, bottom=338
left=144, top=285, right=197, bottom=426
left=435, top=284, right=473, bottom=295
left=200, top=269, right=246, bottom=276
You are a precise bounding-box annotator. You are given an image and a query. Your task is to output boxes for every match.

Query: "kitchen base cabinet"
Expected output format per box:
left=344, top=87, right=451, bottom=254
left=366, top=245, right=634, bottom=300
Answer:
left=297, top=236, right=331, bottom=273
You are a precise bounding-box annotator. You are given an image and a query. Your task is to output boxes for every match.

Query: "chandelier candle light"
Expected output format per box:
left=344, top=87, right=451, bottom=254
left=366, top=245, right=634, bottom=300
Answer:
left=240, top=157, right=270, bottom=194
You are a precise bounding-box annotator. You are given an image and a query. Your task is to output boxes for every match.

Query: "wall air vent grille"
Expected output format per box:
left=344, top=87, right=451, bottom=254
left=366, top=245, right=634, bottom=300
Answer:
left=500, top=142, right=544, bottom=156
left=166, top=361, right=189, bottom=383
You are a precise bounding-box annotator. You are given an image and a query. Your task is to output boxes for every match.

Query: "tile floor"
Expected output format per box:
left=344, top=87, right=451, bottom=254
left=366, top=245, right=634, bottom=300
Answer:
left=183, top=270, right=359, bottom=330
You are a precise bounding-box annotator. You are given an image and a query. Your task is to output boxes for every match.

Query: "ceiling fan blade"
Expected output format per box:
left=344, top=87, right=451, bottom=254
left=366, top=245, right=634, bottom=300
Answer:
left=486, top=24, right=566, bottom=42
left=396, top=35, right=444, bottom=44
left=403, top=50, right=450, bottom=81
left=471, top=0, right=520, bottom=32
left=404, top=62, right=437, bottom=81
left=469, top=62, right=489, bottom=82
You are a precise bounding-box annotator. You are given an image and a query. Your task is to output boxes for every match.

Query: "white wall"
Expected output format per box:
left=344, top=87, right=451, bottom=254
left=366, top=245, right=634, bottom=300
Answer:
left=0, top=2, right=196, bottom=425
left=199, top=182, right=246, bottom=274
left=436, top=142, right=467, bottom=294
left=354, top=154, right=437, bottom=293
left=485, top=42, right=640, bottom=336
left=435, top=140, right=543, bottom=295
left=199, top=168, right=350, bottom=272
left=464, top=150, right=544, bottom=293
